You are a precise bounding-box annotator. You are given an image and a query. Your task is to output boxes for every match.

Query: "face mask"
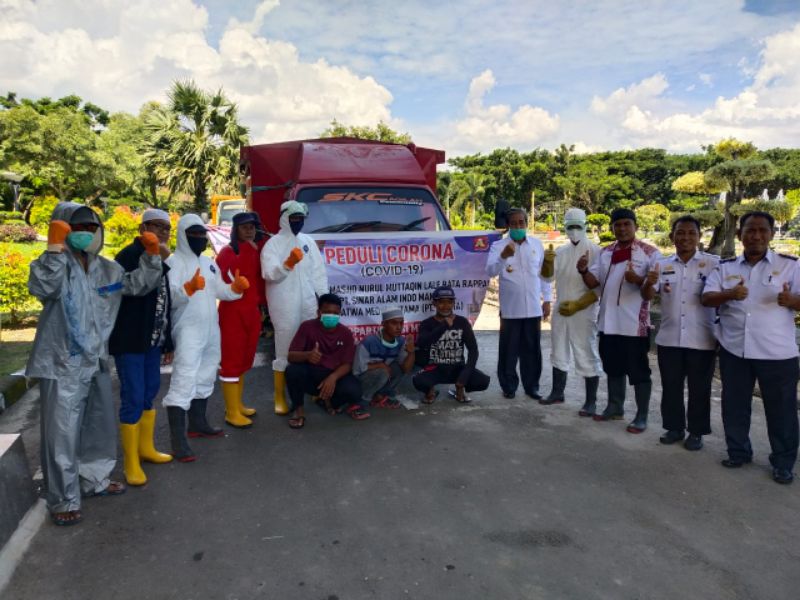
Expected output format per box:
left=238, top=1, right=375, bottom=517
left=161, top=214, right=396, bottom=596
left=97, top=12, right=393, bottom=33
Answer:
left=509, top=228, right=526, bottom=242
left=66, top=231, right=94, bottom=252
left=320, top=314, right=340, bottom=328
left=566, top=228, right=585, bottom=243
left=290, top=219, right=304, bottom=235
left=380, top=335, right=399, bottom=348
left=187, top=236, right=208, bottom=256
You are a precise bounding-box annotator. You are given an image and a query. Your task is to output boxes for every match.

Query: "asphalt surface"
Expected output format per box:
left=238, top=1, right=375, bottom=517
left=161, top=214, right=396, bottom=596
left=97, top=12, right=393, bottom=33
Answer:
left=2, top=329, right=800, bottom=600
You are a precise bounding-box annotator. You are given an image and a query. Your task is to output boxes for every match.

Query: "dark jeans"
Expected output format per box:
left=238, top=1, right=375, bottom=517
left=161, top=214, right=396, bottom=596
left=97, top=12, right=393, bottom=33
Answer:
left=718, top=347, right=799, bottom=470
left=598, top=333, right=651, bottom=385
left=497, top=317, right=542, bottom=395
left=657, top=345, right=716, bottom=436
left=114, top=345, right=162, bottom=424
left=412, top=364, right=491, bottom=394
left=285, top=363, right=362, bottom=411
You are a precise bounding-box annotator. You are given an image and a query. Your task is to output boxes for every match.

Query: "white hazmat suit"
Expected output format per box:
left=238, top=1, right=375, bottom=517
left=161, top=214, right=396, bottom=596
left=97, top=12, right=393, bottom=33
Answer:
left=27, top=202, right=161, bottom=514
left=261, top=201, right=328, bottom=413
left=544, top=208, right=603, bottom=412
left=162, top=214, right=242, bottom=410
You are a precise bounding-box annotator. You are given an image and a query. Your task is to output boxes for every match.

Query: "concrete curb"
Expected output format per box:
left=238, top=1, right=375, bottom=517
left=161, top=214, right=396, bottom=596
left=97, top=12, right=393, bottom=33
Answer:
left=0, top=499, right=46, bottom=596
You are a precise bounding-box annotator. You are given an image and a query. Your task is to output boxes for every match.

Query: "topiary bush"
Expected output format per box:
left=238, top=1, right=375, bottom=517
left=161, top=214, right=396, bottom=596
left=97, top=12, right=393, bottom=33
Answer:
left=0, top=211, right=24, bottom=223
left=599, top=231, right=616, bottom=243
left=0, top=223, right=38, bottom=243
left=104, top=205, right=141, bottom=250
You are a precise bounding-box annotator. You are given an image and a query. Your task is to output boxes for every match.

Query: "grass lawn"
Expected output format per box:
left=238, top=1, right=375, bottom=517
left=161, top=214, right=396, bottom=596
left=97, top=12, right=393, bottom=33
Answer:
left=0, top=325, right=35, bottom=376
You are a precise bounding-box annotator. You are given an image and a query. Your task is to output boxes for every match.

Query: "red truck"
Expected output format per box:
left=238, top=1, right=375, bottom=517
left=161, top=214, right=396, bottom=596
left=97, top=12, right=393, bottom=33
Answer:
left=240, top=137, right=448, bottom=234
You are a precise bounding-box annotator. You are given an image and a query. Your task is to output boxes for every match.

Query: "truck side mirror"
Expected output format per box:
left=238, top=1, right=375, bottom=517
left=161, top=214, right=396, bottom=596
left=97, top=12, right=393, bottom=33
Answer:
left=494, top=199, right=510, bottom=229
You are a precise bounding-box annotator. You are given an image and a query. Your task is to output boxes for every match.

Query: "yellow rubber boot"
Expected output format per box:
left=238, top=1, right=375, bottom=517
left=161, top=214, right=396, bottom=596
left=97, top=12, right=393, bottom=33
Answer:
left=274, top=370, right=289, bottom=415
left=238, top=374, right=256, bottom=417
left=138, top=409, right=173, bottom=464
left=224, top=381, right=252, bottom=428
left=120, top=423, right=147, bottom=486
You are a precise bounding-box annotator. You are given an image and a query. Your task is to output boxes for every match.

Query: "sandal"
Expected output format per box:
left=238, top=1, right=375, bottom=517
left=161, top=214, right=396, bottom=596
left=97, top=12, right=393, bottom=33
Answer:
left=314, top=397, right=337, bottom=416
left=345, top=405, right=371, bottom=420
left=370, top=394, right=390, bottom=407
left=288, top=416, right=306, bottom=429
left=82, top=480, right=126, bottom=498
left=421, top=390, right=440, bottom=405
left=385, top=397, right=402, bottom=409
left=51, top=510, right=83, bottom=527
left=448, top=388, right=472, bottom=404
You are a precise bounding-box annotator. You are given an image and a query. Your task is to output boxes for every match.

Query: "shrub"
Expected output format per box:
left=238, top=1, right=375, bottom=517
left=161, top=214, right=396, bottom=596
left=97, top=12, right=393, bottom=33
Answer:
left=104, top=205, right=140, bottom=250
left=599, top=231, right=616, bottom=243
left=0, top=211, right=24, bottom=223
left=29, top=195, right=60, bottom=234
left=0, top=245, right=35, bottom=324
left=0, top=223, right=38, bottom=243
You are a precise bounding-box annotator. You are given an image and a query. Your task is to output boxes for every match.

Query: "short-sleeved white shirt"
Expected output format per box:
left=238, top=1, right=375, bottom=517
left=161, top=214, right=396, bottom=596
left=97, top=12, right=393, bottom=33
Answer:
left=703, top=250, right=800, bottom=360
left=589, top=239, right=661, bottom=337
left=653, top=251, right=719, bottom=350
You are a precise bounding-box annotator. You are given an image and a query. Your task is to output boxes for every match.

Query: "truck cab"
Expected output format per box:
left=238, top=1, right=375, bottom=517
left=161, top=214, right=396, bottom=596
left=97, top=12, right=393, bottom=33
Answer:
left=240, top=138, right=448, bottom=235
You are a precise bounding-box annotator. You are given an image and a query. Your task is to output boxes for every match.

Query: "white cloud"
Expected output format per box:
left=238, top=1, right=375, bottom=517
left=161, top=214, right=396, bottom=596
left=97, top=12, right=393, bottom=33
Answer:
left=588, top=23, right=800, bottom=151
left=447, top=69, right=559, bottom=154
left=0, top=0, right=396, bottom=143
left=698, top=73, right=713, bottom=87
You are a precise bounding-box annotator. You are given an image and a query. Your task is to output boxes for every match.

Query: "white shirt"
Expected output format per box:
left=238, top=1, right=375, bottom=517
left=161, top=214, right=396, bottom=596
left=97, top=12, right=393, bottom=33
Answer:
left=589, top=239, right=661, bottom=337
left=653, top=251, right=719, bottom=350
left=703, top=250, right=800, bottom=360
left=486, top=235, right=553, bottom=319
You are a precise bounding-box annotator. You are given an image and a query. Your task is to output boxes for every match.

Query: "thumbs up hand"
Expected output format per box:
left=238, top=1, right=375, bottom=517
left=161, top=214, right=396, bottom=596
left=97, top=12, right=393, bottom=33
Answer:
left=624, top=260, right=642, bottom=285
left=778, top=281, right=795, bottom=308
left=308, top=341, right=322, bottom=365
left=541, top=243, right=556, bottom=278
left=183, top=268, right=205, bottom=296
left=576, top=250, right=590, bottom=274
left=230, top=268, right=250, bottom=294
left=644, top=263, right=660, bottom=288
left=728, top=276, right=748, bottom=301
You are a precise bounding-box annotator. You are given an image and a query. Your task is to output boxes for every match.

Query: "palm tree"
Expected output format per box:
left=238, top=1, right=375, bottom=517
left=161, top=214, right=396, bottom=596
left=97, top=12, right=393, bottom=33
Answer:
left=461, top=171, right=488, bottom=227
left=143, top=80, right=249, bottom=213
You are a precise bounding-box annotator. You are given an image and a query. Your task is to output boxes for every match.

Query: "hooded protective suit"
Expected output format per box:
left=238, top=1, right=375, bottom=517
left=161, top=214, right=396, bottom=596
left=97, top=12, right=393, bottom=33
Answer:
left=162, top=214, right=242, bottom=410
left=261, top=201, right=329, bottom=372
left=26, top=202, right=162, bottom=513
left=549, top=208, right=602, bottom=377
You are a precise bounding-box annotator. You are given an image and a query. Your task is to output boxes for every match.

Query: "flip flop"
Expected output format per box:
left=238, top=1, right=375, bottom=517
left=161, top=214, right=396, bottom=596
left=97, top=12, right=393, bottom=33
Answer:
left=421, top=390, right=440, bottom=405
left=448, top=389, right=472, bottom=404
left=82, top=481, right=126, bottom=498
left=288, top=416, right=306, bottom=429
left=51, top=510, right=83, bottom=527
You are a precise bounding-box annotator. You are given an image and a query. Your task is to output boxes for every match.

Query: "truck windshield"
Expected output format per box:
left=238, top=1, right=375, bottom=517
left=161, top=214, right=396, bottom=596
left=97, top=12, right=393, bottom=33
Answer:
left=218, top=203, right=246, bottom=226
left=297, top=187, right=450, bottom=233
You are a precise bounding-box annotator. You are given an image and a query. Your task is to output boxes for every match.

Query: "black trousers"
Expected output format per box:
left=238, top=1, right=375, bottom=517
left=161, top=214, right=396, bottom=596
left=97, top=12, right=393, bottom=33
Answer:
left=412, top=364, right=491, bottom=394
left=285, top=364, right=362, bottom=411
left=598, top=333, right=651, bottom=385
left=497, top=317, right=542, bottom=395
left=657, top=345, right=716, bottom=436
left=718, top=347, right=799, bottom=470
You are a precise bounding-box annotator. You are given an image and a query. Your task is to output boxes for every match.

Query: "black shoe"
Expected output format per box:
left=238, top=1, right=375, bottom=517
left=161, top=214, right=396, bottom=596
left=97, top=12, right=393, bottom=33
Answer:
left=683, top=434, right=703, bottom=451
left=526, top=391, right=543, bottom=401
left=721, top=457, right=752, bottom=469
left=539, top=397, right=564, bottom=405
left=772, top=468, right=794, bottom=485
left=502, top=391, right=515, bottom=399
left=659, top=430, right=686, bottom=445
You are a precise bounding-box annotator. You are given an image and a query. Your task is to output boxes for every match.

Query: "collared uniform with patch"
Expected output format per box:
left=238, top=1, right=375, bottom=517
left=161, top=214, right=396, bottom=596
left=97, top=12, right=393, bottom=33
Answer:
left=653, top=251, right=719, bottom=350
left=703, top=250, right=800, bottom=360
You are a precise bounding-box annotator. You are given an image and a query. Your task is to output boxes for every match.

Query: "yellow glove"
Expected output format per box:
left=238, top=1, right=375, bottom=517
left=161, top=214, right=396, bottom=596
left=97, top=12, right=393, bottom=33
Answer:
left=558, top=291, right=598, bottom=316
left=541, top=244, right=555, bottom=278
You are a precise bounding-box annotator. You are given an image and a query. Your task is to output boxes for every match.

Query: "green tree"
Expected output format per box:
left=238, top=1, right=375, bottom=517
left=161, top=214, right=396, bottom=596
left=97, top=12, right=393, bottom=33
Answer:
left=143, top=80, right=249, bottom=213
left=320, top=119, right=411, bottom=144
left=586, top=213, right=610, bottom=233
left=634, top=204, right=671, bottom=234
left=704, top=139, right=776, bottom=256
left=451, top=171, right=487, bottom=228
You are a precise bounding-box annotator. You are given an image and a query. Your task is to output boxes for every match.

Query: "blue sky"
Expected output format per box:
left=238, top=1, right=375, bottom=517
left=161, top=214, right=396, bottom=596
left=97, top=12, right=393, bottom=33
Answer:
left=2, top=0, right=800, bottom=155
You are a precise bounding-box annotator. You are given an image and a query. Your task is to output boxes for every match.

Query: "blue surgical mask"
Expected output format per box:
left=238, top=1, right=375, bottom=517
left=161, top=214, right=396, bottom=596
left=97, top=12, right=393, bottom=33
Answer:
left=380, top=335, right=399, bottom=348
left=320, top=314, right=340, bottom=328
left=66, top=231, right=94, bottom=251
left=509, top=228, right=526, bottom=241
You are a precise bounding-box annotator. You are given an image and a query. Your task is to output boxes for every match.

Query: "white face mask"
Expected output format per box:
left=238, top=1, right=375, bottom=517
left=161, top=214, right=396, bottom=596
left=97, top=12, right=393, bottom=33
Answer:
left=566, top=228, right=585, bottom=243
left=86, top=228, right=103, bottom=254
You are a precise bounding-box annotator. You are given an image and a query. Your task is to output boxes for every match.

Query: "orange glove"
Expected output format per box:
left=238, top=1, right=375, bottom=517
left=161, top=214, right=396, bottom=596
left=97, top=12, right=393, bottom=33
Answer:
left=183, top=268, right=205, bottom=296
left=47, top=220, right=71, bottom=251
left=230, top=269, right=250, bottom=294
left=284, top=247, right=304, bottom=270
left=138, top=231, right=160, bottom=256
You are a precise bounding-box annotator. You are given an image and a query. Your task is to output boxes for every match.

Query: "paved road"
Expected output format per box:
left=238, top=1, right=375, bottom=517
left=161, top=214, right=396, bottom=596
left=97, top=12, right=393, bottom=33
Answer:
left=2, top=330, right=799, bottom=600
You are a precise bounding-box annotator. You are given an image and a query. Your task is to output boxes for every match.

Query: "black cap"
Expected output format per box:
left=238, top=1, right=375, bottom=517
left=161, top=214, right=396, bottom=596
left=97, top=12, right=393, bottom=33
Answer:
left=432, top=285, right=456, bottom=300
left=610, top=208, right=636, bottom=224
left=232, top=211, right=258, bottom=227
